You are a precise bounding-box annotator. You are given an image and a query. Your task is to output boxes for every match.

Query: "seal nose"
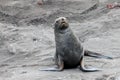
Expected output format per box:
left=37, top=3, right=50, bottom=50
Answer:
left=61, top=18, right=64, bottom=21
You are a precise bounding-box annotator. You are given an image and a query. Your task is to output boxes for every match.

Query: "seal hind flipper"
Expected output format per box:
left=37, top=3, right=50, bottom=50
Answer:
left=84, top=50, right=113, bottom=59
left=79, top=56, right=101, bottom=72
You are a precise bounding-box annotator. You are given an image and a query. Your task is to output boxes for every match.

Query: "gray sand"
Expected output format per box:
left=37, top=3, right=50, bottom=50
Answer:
left=0, top=0, right=120, bottom=80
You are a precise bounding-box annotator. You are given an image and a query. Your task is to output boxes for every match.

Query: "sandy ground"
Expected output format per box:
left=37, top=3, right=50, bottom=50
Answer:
left=0, top=0, right=120, bottom=80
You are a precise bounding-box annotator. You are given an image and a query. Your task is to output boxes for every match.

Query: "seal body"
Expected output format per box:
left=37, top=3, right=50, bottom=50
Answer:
left=55, top=26, right=84, bottom=68
left=53, top=17, right=99, bottom=72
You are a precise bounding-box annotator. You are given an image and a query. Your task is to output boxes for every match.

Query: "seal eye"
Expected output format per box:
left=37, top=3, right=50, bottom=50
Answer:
left=56, top=21, right=59, bottom=23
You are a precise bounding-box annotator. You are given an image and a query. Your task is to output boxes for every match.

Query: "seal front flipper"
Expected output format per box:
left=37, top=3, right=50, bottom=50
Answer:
left=84, top=50, right=113, bottom=59
left=40, top=55, right=64, bottom=71
left=39, top=62, right=64, bottom=71
left=79, top=56, right=101, bottom=72
left=39, top=67, right=63, bottom=71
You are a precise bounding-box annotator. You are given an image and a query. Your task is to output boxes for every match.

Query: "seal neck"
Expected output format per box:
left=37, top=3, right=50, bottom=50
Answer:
left=55, top=27, right=71, bottom=34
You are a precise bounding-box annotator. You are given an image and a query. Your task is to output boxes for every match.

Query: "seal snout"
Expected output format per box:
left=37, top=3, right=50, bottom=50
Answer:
left=61, top=18, right=66, bottom=24
left=60, top=17, right=68, bottom=30
left=61, top=21, right=66, bottom=25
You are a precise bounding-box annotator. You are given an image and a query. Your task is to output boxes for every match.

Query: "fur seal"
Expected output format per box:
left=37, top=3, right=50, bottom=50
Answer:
left=40, top=17, right=112, bottom=72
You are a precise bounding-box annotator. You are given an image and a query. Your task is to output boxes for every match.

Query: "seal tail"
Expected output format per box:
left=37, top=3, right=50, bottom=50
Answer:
left=84, top=50, right=113, bottom=59
left=79, top=56, right=101, bottom=72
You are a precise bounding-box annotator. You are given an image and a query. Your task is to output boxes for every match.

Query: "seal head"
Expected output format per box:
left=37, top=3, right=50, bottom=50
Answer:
left=54, top=17, right=69, bottom=31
